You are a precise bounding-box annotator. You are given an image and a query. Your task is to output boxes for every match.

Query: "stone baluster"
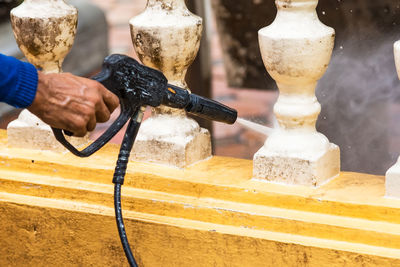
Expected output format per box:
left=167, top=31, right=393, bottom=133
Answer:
left=129, top=0, right=211, bottom=168
left=385, top=41, right=400, bottom=198
left=253, top=0, right=340, bottom=186
left=7, top=0, right=88, bottom=151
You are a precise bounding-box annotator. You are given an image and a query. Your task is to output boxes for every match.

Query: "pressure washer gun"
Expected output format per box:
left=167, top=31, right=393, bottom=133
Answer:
left=51, top=54, right=237, bottom=267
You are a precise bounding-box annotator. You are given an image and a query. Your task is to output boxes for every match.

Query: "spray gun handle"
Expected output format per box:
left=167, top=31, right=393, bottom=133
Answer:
left=52, top=67, right=136, bottom=158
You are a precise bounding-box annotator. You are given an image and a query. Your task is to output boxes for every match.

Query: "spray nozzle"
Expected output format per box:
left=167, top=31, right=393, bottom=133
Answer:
left=163, top=84, right=237, bottom=124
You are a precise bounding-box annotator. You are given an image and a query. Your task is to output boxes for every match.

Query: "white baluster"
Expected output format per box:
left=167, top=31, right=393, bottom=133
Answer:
left=253, top=0, right=340, bottom=186
left=385, top=41, right=400, bottom=198
left=130, top=0, right=211, bottom=168
left=7, top=0, right=88, bottom=151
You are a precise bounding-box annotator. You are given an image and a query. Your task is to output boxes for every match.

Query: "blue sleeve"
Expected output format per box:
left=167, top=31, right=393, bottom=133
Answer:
left=0, top=54, right=38, bottom=108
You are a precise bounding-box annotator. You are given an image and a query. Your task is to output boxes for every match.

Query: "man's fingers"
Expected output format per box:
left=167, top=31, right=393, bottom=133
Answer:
left=87, top=115, right=97, bottom=132
left=99, top=84, right=119, bottom=113
left=63, top=115, right=87, bottom=137
left=95, top=100, right=111, bottom=123
left=74, top=130, right=87, bottom=138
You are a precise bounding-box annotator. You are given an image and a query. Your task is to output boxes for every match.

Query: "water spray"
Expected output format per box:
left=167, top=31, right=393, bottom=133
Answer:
left=236, top=118, right=274, bottom=136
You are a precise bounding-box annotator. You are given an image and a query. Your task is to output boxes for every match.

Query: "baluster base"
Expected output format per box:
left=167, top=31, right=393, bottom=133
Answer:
left=132, top=113, right=211, bottom=168
left=7, top=110, right=89, bottom=152
left=253, top=131, right=340, bottom=187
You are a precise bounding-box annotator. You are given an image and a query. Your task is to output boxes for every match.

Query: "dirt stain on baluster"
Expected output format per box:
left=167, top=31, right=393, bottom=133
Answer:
left=10, top=14, right=77, bottom=69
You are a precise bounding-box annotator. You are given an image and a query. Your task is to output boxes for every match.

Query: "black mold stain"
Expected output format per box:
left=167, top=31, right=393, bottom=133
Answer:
left=131, top=29, right=164, bottom=71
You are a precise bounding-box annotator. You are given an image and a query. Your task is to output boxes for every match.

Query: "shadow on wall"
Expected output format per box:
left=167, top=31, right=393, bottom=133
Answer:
left=213, top=0, right=400, bottom=175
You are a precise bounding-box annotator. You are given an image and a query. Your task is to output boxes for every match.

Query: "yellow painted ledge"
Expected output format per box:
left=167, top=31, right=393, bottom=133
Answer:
left=0, top=130, right=399, bottom=266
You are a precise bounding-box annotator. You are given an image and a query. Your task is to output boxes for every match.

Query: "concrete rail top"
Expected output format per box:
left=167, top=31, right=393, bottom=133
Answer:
left=0, top=129, right=395, bottom=216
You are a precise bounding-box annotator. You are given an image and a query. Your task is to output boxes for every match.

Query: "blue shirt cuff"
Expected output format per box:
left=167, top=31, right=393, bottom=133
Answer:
left=4, top=60, right=38, bottom=108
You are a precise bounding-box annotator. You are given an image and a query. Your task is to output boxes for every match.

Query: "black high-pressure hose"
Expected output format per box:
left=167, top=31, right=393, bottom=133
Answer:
left=114, top=184, right=137, bottom=267
left=112, top=113, right=143, bottom=267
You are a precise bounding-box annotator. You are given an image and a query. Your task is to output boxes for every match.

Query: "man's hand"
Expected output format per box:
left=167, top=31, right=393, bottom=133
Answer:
left=28, top=71, right=119, bottom=137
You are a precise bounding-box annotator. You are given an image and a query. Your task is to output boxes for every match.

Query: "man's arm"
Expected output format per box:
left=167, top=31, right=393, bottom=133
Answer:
left=0, top=54, right=119, bottom=136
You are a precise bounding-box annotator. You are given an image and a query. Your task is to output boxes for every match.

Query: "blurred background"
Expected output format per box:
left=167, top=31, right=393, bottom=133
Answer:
left=1, top=0, right=400, bottom=176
